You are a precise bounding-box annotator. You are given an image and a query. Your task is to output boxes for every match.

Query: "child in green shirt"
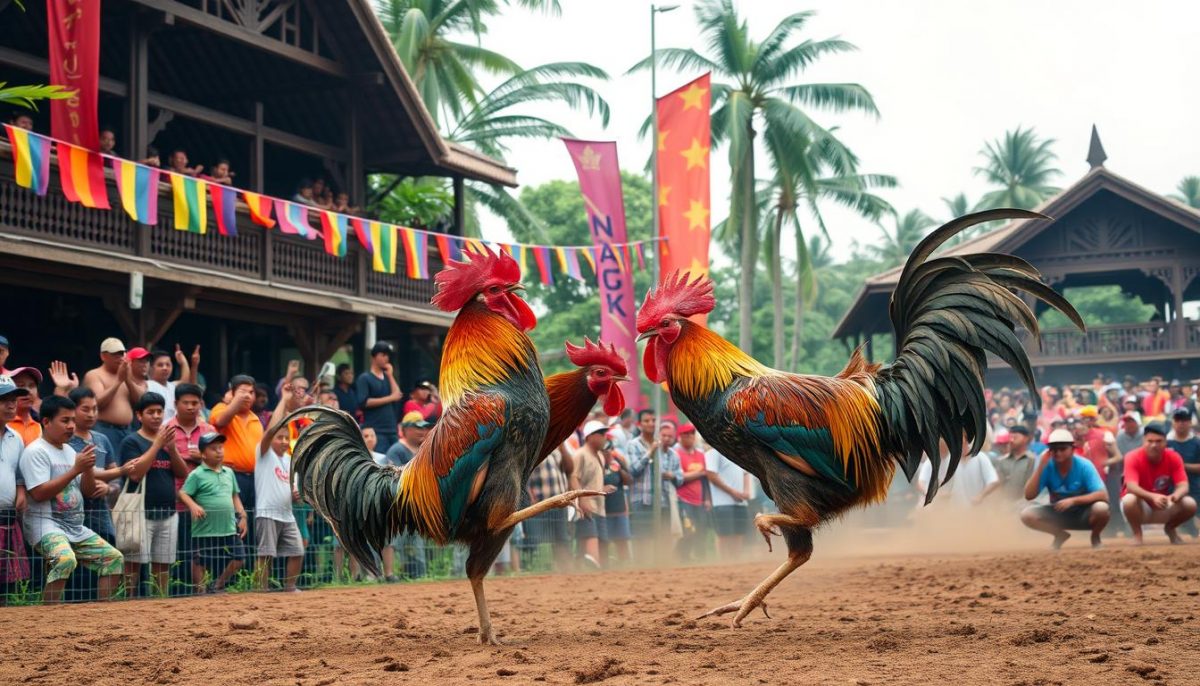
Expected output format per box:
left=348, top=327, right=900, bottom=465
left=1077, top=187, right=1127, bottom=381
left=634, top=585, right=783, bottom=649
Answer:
left=179, top=433, right=247, bottom=592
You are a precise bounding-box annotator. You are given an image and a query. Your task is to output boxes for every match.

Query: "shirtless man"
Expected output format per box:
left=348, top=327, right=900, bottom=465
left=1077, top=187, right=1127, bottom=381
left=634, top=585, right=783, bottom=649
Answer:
left=83, top=338, right=145, bottom=451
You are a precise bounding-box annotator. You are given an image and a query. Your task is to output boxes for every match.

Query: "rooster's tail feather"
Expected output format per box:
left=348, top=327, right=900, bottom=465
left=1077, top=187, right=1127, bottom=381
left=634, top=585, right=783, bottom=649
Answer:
left=286, top=406, right=404, bottom=576
left=875, top=209, right=1084, bottom=504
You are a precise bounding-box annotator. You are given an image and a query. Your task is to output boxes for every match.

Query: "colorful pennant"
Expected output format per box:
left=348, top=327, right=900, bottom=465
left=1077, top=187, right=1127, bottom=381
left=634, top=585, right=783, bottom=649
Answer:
left=320, top=210, right=349, bottom=257
left=274, top=200, right=313, bottom=238
left=5, top=125, right=52, bottom=195
left=242, top=191, right=275, bottom=229
left=57, top=142, right=110, bottom=209
left=371, top=223, right=397, bottom=273
left=210, top=185, right=238, bottom=236
left=112, top=158, right=160, bottom=225
left=435, top=233, right=462, bottom=264
left=400, top=227, right=429, bottom=279
left=533, top=245, right=554, bottom=286
left=171, top=173, right=208, bottom=234
left=350, top=217, right=374, bottom=253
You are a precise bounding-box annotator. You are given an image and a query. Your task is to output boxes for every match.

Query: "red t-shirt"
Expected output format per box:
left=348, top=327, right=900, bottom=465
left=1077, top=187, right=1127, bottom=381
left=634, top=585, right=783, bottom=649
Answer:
left=1080, top=428, right=1110, bottom=478
left=1122, top=447, right=1187, bottom=497
left=675, top=447, right=707, bottom=506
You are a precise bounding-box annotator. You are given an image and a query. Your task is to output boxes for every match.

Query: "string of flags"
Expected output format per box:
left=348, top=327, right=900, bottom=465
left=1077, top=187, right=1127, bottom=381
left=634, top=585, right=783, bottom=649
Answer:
left=3, top=125, right=665, bottom=284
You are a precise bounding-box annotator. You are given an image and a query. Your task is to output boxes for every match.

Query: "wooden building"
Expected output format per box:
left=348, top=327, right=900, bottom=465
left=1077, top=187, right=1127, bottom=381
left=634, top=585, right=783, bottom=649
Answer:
left=833, top=131, right=1200, bottom=387
left=0, top=0, right=516, bottom=394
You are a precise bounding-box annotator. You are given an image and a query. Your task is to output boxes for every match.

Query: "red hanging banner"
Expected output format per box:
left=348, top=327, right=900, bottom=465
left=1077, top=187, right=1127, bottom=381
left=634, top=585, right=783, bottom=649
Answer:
left=48, top=0, right=102, bottom=151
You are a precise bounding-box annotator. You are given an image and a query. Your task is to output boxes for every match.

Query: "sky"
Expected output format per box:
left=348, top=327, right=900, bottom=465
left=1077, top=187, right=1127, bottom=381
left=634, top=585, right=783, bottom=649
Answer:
left=462, top=0, right=1200, bottom=262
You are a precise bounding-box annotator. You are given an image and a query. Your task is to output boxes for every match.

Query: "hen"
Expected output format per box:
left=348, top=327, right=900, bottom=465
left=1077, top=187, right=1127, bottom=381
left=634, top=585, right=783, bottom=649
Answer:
left=636, top=210, right=1084, bottom=626
left=287, top=249, right=614, bottom=644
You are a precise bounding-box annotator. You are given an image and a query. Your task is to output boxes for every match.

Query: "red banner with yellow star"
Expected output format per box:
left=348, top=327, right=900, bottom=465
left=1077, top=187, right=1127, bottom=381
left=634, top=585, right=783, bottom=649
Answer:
left=656, top=73, right=711, bottom=324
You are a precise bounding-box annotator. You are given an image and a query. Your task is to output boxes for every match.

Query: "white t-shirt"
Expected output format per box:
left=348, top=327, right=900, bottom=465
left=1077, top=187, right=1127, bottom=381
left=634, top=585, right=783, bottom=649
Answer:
left=916, top=457, right=951, bottom=498
left=704, top=449, right=749, bottom=508
left=254, top=445, right=295, bottom=523
left=0, top=427, right=23, bottom=510
left=146, top=379, right=177, bottom=420
left=19, top=438, right=93, bottom=543
left=948, top=455, right=999, bottom=508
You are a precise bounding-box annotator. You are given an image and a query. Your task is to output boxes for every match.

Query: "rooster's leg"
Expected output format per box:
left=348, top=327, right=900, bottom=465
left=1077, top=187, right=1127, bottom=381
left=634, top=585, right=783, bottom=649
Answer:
left=699, top=527, right=813, bottom=628
left=496, top=489, right=606, bottom=530
left=753, top=513, right=809, bottom=553
left=469, top=574, right=501, bottom=646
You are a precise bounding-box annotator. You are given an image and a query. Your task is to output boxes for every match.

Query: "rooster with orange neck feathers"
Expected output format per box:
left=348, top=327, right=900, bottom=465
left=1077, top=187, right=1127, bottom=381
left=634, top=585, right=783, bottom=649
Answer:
left=637, top=210, right=1084, bottom=627
left=286, top=249, right=627, bottom=645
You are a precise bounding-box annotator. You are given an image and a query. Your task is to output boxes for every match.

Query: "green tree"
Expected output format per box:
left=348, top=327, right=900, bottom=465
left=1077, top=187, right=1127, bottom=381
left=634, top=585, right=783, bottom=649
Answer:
left=1039, top=285, right=1156, bottom=329
left=633, top=1, right=879, bottom=356
left=1169, top=176, right=1200, bottom=209
left=865, top=209, right=934, bottom=267
left=513, top=172, right=653, bottom=380
left=974, top=127, right=1061, bottom=210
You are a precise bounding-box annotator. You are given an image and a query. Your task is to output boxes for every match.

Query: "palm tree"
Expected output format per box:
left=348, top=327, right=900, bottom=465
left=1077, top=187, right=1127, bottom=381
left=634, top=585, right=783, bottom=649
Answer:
left=867, top=209, right=935, bottom=267
left=632, top=1, right=879, bottom=355
left=446, top=62, right=610, bottom=239
left=1169, top=176, right=1200, bottom=209
left=762, top=125, right=894, bottom=368
left=974, top=127, right=1061, bottom=210
left=0, top=82, right=73, bottom=109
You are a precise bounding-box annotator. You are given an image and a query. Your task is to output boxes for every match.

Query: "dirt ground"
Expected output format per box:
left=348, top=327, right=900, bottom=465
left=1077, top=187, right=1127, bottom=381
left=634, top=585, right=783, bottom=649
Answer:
left=2, top=533, right=1199, bottom=685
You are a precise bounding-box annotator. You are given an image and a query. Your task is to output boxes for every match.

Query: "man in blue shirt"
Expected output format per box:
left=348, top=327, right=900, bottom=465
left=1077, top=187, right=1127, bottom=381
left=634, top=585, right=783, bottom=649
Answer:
left=355, top=342, right=402, bottom=452
left=1167, top=407, right=1199, bottom=536
left=1019, top=428, right=1110, bottom=549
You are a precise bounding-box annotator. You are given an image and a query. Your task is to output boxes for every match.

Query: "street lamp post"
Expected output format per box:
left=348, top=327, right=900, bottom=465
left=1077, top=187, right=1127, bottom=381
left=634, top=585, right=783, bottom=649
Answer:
left=649, top=2, right=677, bottom=553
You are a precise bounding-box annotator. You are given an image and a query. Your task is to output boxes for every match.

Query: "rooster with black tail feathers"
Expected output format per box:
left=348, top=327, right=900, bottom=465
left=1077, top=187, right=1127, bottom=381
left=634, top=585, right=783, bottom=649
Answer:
left=284, top=249, right=627, bottom=645
left=636, top=209, right=1085, bottom=627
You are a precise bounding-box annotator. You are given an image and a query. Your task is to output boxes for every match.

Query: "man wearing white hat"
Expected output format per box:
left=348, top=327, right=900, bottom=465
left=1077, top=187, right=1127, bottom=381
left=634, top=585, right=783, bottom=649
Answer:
left=83, top=338, right=141, bottom=451
left=1020, top=428, right=1110, bottom=549
left=570, top=421, right=610, bottom=568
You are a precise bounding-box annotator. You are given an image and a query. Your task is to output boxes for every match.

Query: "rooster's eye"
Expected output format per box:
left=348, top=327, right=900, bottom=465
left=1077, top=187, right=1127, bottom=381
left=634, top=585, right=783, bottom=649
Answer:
left=660, top=320, right=670, bottom=328
left=489, top=286, right=502, bottom=294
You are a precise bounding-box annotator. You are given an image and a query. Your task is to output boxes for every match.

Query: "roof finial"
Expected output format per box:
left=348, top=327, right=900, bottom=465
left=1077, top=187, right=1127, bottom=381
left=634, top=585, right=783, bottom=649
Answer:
left=1086, top=124, right=1107, bottom=169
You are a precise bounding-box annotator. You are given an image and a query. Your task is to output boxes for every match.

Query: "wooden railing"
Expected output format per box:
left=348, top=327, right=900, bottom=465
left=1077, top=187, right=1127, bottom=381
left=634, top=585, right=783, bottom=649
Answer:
left=1036, top=322, right=1179, bottom=358
left=0, top=151, right=440, bottom=310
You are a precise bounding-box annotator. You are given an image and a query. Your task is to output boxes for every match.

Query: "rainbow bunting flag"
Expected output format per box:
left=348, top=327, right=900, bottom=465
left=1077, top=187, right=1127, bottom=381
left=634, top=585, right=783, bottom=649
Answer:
left=350, top=217, right=374, bottom=253
left=400, top=227, right=429, bottom=279
left=242, top=191, right=275, bottom=229
left=171, top=173, right=208, bottom=234
left=623, top=243, right=635, bottom=272
left=210, top=185, right=238, bottom=236
left=274, top=199, right=313, bottom=238
left=112, top=158, right=160, bottom=225
left=515, top=244, right=529, bottom=277
left=320, top=210, right=349, bottom=257
left=579, top=246, right=596, bottom=275
left=5, top=125, right=51, bottom=195
left=57, top=142, right=110, bottom=209
left=564, top=247, right=584, bottom=281
left=435, top=234, right=462, bottom=263
left=370, top=223, right=397, bottom=273
left=635, top=242, right=647, bottom=270
left=464, top=238, right=488, bottom=255
left=533, top=245, right=554, bottom=286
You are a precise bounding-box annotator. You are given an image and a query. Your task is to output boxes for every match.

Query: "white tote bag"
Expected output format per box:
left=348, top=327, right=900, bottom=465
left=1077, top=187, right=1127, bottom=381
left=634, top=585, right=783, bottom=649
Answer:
left=112, top=477, right=145, bottom=555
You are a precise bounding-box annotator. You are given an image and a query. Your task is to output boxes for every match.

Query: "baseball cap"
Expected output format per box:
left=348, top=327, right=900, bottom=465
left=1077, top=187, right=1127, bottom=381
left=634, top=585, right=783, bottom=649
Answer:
left=8, top=366, right=42, bottom=383
left=370, top=341, right=394, bottom=356
left=1121, top=411, right=1141, bottom=423
left=1079, top=405, right=1098, bottom=419
left=197, top=432, right=227, bottom=451
left=993, top=429, right=1011, bottom=445
left=582, top=420, right=607, bottom=437
left=1123, top=394, right=1139, bottom=405
left=1144, top=422, right=1167, bottom=437
left=0, top=335, right=8, bottom=349
left=400, top=411, right=432, bottom=429
left=99, top=337, right=126, bottom=354
left=1172, top=407, right=1193, bottom=421
left=126, top=347, right=150, bottom=360
left=1046, top=429, right=1074, bottom=445
left=1008, top=425, right=1031, bottom=436
left=413, top=380, right=434, bottom=391
left=0, top=374, right=30, bottom=399
left=678, top=423, right=697, bottom=435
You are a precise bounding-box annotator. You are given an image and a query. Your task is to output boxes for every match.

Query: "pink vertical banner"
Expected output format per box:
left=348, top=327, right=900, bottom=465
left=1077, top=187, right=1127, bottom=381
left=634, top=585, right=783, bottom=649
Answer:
left=562, top=138, right=642, bottom=414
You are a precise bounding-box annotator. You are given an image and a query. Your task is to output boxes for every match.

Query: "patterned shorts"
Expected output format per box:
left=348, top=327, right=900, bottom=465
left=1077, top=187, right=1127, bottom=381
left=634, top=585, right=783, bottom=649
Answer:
left=35, top=533, right=124, bottom=584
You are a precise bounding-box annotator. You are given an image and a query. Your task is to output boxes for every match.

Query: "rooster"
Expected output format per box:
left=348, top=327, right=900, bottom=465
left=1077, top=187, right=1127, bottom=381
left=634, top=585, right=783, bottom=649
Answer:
left=286, top=251, right=627, bottom=644
left=536, top=337, right=629, bottom=468
left=636, top=209, right=1084, bottom=627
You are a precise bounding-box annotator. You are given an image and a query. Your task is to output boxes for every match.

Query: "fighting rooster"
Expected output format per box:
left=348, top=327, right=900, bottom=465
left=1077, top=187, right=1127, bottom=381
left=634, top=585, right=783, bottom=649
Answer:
left=537, top=337, right=628, bottom=467
left=287, top=250, right=628, bottom=644
left=636, top=209, right=1084, bottom=626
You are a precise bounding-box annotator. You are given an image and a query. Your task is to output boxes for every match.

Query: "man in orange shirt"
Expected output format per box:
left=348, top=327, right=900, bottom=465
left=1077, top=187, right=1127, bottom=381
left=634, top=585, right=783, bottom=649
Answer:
left=210, top=375, right=263, bottom=545
left=7, top=368, right=43, bottom=446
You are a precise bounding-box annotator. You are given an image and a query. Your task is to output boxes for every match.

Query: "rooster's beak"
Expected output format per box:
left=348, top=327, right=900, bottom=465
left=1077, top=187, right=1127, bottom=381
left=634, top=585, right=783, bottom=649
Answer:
left=613, top=375, right=630, bottom=382
left=636, top=331, right=656, bottom=342
left=506, top=284, right=525, bottom=293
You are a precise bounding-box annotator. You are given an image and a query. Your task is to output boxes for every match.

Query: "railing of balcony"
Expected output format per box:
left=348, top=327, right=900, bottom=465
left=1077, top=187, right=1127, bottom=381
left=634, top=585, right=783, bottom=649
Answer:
left=1037, top=322, right=1175, bottom=358
left=0, top=153, right=442, bottom=310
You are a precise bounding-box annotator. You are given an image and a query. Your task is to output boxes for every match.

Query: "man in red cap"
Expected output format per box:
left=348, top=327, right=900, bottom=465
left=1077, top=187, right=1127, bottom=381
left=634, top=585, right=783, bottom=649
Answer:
left=673, top=423, right=710, bottom=562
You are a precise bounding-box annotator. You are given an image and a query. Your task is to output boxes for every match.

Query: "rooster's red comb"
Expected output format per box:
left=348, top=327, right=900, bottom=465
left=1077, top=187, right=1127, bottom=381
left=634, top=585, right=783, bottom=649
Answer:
left=636, top=270, right=715, bottom=332
left=431, top=246, right=521, bottom=312
left=564, top=337, right=628, bottom=377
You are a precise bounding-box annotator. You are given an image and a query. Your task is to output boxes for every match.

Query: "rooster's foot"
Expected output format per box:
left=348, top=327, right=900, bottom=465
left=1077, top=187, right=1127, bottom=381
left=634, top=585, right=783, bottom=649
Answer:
left=478, top=626, right=502, bottom=646
left=697, top=596, right=770, bottom=628
left=754, top=514, right=783, bottom=552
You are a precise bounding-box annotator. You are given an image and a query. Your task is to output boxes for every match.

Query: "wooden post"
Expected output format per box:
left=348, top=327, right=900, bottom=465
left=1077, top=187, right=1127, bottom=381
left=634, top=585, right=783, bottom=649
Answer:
left=126, top=18, right=149, bottom=159
left=250, top=102, right=265, bottom=193
left=1172, top=265, right=1185, bottom=350
left=347, top=101, right=363, bottom=207
left=453, top=176, right=465, bottom=235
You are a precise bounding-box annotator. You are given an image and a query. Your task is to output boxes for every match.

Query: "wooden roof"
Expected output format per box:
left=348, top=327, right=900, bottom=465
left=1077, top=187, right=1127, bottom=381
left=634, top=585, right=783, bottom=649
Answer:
left=832, top=166, right=1200, bottom=339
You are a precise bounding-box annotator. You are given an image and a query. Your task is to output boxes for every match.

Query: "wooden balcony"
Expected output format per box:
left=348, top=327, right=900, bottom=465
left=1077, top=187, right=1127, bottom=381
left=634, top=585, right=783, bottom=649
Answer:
left=1020, top=321, right=1200, bottom=366
left=0, top=145, right=447, bottom=325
